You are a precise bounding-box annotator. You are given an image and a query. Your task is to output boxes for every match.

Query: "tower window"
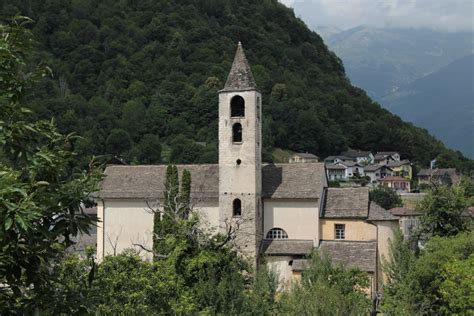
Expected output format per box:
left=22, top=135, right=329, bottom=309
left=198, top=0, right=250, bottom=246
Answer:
left=266, top=228, right=288, bottom=239
left=232, top=123, right=242, bottom=142
left=230, top=95, right=245, bottom=117
left=233, top=199, right=242, bottom=217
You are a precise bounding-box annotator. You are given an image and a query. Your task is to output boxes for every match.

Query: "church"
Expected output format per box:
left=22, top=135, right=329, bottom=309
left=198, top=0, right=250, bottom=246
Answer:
left=95, top=43, right=398, bottom=293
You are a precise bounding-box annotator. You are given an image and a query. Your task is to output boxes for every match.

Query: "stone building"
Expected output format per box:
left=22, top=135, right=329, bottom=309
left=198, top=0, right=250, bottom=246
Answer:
left=95, top=43, right=397, bottom=294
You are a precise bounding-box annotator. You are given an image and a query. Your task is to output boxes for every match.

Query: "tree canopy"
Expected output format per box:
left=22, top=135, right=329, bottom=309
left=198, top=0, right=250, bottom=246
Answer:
left=0, top=0, right=472, bottom=172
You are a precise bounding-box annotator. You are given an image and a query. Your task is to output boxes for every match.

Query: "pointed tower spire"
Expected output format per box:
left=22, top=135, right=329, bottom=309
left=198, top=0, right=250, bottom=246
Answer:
left=222, top=42, right=257, bottom=91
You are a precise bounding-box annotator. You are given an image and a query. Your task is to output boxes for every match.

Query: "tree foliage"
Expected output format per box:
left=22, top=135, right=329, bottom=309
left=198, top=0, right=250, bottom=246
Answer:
left=369, top=186, right=403, bottom=210
left=0, top=16, right=101, bottom=311
left=417, top=184, right=469, bottom=238
left=279, top=251, right=371, bottom=315
left=0, top=1, right=472, bottom=171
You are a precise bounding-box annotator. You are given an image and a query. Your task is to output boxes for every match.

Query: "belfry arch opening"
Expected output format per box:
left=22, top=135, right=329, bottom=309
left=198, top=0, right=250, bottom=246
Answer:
left=233, top=199, right=242, bottom=217
left=232, top=123, right=242, bottom=142
left=230, top=95, right=245, bottom=117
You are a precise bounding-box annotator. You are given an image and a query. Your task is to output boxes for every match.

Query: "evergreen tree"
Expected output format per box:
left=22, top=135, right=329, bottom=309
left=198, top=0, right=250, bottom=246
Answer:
left=179, top=169, right=191, bottom=218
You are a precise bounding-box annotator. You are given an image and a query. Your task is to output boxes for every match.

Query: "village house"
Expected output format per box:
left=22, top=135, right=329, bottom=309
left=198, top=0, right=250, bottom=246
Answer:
left=379, top=176, right=411, bottom=193
left=374, top=151, right=400, bottom=164
left=324, top=155, right=352, bottom=164
left=387, top=160, right=412, bottom=180
left=95, top=43, right=397, bottom=294
left=289, top=152, right=319, bottom=163
left=325, top=161, right=364, bottom=181
left=340, top=149, right=374, bottom=164
left=417, top=168, right=461, bottom=185
left=364, top=164, right=394, bottom=184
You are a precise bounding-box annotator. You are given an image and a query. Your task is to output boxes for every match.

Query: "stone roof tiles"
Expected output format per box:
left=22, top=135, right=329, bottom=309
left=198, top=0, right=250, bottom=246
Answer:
left=222, top=42, right=257, bottom=92
left=98, top=163, right=326, bottom=200
left=367, top=202, right=398, bottom=221
left=261, top=239, right=314, bottom=256
left=322, top=187, right=370, bottom=218
left=320, top=240, right=377, bottom=272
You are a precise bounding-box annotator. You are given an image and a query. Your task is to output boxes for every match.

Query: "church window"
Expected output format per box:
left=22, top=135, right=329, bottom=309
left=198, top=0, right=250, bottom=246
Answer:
left=232, top=123, right=242, bottom=142
left=335, top=224, right=345, bottom=240
left=266, top=228, right=288, bottom=239
left=230, top=95, right=245, bottom=117
left=233, top=199, right=242, bottom=217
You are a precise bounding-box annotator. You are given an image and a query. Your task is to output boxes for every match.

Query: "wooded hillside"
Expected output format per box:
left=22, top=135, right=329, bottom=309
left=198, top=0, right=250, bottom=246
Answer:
left=1, top=0, right=471, bottom=171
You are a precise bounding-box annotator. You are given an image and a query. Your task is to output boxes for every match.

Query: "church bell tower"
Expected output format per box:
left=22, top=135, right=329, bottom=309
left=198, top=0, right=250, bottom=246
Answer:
left=218, top=42, right=262, bottom=261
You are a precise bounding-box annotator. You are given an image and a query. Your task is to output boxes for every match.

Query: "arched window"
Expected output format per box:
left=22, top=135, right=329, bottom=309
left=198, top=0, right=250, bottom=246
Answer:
left=266, top=228, right=288, bottom=239
left=233, top=199, right=241, bottom=217
left=230, top=95, right=245, bottom=117
left=232, top=123, right=242, bottom=142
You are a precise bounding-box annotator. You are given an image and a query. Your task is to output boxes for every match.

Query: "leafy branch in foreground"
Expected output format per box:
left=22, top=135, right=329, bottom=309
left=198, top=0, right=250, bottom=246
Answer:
left=0, top=16, right=102, bottom=312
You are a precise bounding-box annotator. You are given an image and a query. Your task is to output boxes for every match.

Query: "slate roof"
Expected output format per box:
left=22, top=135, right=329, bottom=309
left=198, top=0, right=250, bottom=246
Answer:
left=364, top=164, right=392, bottom=172
left=291, top=259, right=310, bottom=271
left=99, top=163, right=326, bottom=200
left=261, top=239, right=314, bottom=256
left=387, top=160, right=410, bottom=167
left=320, top=240, right=377, bottom=272
left=322, top=187, right=369, bottom=218
left=367, top=202, right=398, bottom=221
left=222, top=42, right=257, bottom=92
left=261, top=163, right=326, bottom=199
left=325, top=163, right=346, bottom=170
left=389, top=207, right=422, bottom=216
left=379, top=176, right=409, bottom=182
left=338, top=161, right=363, bottom=167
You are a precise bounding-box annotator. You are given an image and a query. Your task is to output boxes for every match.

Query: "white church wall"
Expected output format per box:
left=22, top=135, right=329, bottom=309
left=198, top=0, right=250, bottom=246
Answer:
left=102, top=199, right=155, bottom=261
left=263, top=199, right=319, bottom=244
left=99, top=199, right=219, bottom=261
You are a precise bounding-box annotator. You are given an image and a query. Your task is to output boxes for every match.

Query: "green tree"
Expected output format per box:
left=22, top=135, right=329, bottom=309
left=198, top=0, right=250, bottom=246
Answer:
left=0, top=17, right=101, bottom=312
left=279, top=251, right=371, bottom=315
left=380, top=230, right=417, bottom=315
left=105, top=128, right=132, bottom=156
left=369, top=186, right=403, bottom=210
left=410, top=231, right=474, bottom=314
left=417, top=184, right=468, bottom=238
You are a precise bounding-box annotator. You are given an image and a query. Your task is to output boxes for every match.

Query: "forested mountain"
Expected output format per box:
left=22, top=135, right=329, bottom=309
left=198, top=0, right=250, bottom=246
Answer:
left=1, top=0, right=471, bottom=171
left=383, top=55, right=474, bottom=158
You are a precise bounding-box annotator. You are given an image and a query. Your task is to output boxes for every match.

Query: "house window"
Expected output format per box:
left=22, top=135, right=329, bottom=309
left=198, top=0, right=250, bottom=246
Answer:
left=233, top=199, right=241, bottom=217
left=335, top=224, right=345, bottom=240
left=266, top=228, right=288, bottom=239
left=232, top=123, right=242, bottom=142
left=230, top=95, right=245, bottom=117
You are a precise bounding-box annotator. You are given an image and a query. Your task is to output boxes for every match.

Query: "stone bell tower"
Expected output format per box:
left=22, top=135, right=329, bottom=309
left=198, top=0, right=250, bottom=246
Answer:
left=218, top=42, right=262, bottom=261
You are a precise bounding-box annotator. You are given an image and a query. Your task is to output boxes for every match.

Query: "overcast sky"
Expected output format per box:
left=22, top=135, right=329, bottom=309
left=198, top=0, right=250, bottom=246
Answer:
left=281, top=0, right=474, bottom=32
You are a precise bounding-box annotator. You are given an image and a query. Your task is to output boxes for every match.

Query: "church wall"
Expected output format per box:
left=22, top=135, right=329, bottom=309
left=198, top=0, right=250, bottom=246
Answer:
left=99, top=199, right=219, bottom=261
left=263, top=199, right=319, bottom=244
left=320, top=219, right=376, bottom=241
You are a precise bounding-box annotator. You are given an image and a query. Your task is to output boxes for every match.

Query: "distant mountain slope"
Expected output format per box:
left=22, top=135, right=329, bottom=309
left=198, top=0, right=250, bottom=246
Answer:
left=383, top=55, right=474, bottom=158
left=0, top=0, right=471, bottom=171
left=325, top=26, right=474, bottom=99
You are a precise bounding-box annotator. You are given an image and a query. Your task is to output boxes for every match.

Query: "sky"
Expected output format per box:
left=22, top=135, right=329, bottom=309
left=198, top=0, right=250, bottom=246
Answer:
left=280, top=0, right=474, bottom=32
